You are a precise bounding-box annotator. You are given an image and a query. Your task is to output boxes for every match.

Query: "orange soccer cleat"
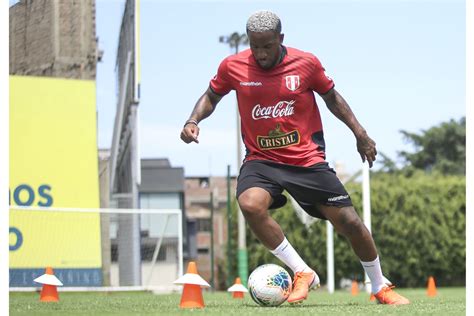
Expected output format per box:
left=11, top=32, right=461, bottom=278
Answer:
left=287, top=270, right=320, bottom=304
left=374, top=286, right=410, bottom=305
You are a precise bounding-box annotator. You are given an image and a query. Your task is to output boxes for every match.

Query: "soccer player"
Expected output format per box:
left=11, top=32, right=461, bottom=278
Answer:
left=180, top=10, right=409, bottom=305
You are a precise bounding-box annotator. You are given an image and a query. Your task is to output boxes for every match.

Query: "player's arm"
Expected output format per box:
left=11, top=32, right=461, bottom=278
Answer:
left=180, top=87, right=223, bottom=144
left=320, top=88, right=377, bottom=167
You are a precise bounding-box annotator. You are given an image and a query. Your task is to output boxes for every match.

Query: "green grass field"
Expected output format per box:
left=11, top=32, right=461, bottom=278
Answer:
left=10, top=287, right=465, bottom=316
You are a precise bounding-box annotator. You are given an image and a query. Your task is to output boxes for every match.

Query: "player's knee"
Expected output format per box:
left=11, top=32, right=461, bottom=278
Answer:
left=238, top=194, right=267, bottom=218
left=334, top=209, right=365, bottom=237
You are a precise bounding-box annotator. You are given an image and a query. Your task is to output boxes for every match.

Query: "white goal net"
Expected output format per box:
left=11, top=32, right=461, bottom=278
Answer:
left=9, top=206, right=183, bottom=293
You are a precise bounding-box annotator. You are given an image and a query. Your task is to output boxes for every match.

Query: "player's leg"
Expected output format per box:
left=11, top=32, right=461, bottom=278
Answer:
left=317, top=204, right=409, bottom=305
left=317, top=205, right=383, bottom=288
left=237, top=187, right=282, bottom=249
left=283, top=162, right=408, bottom=305
left=238, top=162, right=321, bottom=305
left=237, top=186, right=315, bottom=274
left=318, top=205, right=377, bottom=261
left=285, top=162, right=382, bottom=286
left=237, top=187, right=320, bottom=295
left=236, top=161, right=319, bottom=282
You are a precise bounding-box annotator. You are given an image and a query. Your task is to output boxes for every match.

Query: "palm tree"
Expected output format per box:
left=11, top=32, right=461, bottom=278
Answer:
left=219, top=32, right=249, bottom=54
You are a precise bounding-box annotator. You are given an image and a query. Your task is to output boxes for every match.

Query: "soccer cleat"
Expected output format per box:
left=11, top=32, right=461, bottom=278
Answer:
left=287, top=270, right=320, bottom=304
left=374, top=286, right=410, bottom=305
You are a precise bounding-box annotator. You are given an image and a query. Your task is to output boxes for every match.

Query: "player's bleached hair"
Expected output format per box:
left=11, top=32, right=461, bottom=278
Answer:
left=246, top=10, right=282, bottom=34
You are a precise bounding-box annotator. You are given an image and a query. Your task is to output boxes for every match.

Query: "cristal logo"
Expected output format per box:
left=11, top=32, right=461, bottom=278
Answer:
left=251, top=100, right=296, bottom=120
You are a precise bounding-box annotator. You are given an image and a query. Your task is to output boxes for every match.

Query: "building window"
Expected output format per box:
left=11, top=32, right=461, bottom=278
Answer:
left=139, top=193, right=181, bottom=238
left=197, top=248, right=209, bottom=254
left=199, top=177, right=209, bottom=188
left=196, top=218, right=211, bottom=232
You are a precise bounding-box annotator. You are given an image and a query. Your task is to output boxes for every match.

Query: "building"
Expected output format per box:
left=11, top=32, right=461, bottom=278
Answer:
left=10, top=0, right=98, bottom=80
left=100, top=151, right=239, bottom=289
left=98, top=153, right=189, bottom=288
left=184, top=175, right=237, bottom=288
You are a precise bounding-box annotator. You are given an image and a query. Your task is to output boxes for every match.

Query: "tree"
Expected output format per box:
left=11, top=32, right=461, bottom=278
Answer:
left=399, top=117, right=465, bottom=175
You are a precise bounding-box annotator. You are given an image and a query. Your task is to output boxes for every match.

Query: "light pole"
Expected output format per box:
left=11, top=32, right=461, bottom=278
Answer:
left=362, top=162, right=372, bottom=293
left=219, top=32, right=249, bottom=286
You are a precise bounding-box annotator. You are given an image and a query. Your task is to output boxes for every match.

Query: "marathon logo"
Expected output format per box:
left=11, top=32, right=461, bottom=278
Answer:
left=327, top=195, right=349, bottom=202
left=257, top=124, right=300, bottom=150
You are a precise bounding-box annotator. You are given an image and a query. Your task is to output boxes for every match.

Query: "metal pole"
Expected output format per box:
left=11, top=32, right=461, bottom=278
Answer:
left=177, top=208, right=183, bottom=278
left=118, top=104, right=141, bottom=286
left=234, top=38, right=248, bottom=288
left=226, top=164, right=232, bottom=288
left=220, top=33, right=249, bottom=287
left=236, top=101, right=248, bottom=286
left=326, top=221, right=335, bottom=293
left=362, top=162, right=372, bottom=293
left=210, top=191, right=215, bottom=289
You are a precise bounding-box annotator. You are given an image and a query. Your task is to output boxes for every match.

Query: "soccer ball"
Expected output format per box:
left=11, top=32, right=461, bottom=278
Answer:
left=247, top=264, right=292, bottom=307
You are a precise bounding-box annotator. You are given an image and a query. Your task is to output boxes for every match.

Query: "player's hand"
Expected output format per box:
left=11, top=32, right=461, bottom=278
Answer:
left=180, top=122, right=200, bottom=144
left=356, top=133, right=377, bottom=168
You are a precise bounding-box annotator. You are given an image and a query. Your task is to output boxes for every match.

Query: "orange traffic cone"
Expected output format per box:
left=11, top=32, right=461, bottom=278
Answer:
left=227, top=277, right=248, bottom=298
left=427, top=276, right=437, bottom=297
left=33, top=267, right=63, bottom=302
left=173, top=262, right=210, bottom=309
left=40, top=284, right=59, bottom=302
left=351, top=280, right=359, bottom=296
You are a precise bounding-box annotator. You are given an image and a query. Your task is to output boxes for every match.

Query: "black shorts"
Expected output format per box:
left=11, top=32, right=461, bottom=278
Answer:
left=236, top=160, right=353, bottom=220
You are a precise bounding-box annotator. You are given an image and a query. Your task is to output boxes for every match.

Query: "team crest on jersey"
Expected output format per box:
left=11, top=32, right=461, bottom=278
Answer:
left=257, top=124, right=300, bottom=150
left=285, top=75, right=300, bottom=91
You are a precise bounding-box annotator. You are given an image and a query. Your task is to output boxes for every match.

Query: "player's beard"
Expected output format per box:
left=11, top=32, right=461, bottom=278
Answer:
left=257, top=57, right=278, bottom=69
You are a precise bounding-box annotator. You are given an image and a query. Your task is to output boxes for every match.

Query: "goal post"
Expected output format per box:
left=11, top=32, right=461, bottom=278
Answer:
left=9, top=206, right=183, bottom=293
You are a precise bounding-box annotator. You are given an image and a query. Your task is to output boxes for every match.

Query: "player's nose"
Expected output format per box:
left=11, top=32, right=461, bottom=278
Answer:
left=254, top=49, right=267, bottom=60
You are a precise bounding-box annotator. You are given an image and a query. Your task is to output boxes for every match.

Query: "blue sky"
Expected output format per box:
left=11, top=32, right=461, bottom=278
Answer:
left=23, top=0, right=470, bottom=177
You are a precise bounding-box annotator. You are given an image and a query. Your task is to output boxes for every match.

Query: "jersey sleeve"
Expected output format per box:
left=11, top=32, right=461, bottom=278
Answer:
left=308, top=55, right=335, bottom=94
left=209, top=58, right=233, bottom=96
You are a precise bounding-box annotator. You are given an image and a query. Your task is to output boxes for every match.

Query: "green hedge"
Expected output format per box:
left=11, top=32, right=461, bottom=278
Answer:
left=245, top=170, right=465, bottom=288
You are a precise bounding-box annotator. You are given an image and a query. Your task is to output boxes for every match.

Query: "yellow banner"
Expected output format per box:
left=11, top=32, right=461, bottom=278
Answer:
left=9, top=76, right=102, bottom=269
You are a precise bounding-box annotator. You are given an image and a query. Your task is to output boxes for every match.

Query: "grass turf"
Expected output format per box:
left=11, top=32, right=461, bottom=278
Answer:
left=10, top=287, right=465, bottom=316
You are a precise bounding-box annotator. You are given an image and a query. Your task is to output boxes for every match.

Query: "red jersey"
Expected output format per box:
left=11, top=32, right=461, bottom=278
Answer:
left=209, top=46, right=334, bottom=167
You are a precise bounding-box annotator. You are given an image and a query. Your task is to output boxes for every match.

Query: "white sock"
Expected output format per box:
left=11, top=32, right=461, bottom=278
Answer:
left=360, top=256, right=385, bottom=294
left=270, top=237, right=312, bottom=274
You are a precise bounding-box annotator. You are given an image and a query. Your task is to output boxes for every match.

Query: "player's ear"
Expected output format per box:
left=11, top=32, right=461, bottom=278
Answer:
left=279, top=33, right=284, bottom=44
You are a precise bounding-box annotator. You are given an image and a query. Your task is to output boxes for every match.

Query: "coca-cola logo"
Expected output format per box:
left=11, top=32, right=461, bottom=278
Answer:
left=251, top=100, right=295, bottom=120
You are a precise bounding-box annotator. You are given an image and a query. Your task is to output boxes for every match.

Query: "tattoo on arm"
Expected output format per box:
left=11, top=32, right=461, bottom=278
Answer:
left=321, top=88, right=377, bottom=166
left=322, top=89, right=366, bottom=138
left=188, top=88, right=223, bottom=123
